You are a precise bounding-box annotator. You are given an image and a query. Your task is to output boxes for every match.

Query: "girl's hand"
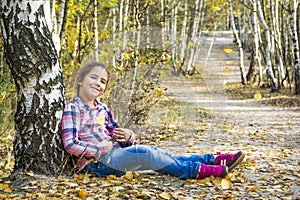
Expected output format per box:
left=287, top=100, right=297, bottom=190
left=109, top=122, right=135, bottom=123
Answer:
left=113, top=128, right=132, bottom=142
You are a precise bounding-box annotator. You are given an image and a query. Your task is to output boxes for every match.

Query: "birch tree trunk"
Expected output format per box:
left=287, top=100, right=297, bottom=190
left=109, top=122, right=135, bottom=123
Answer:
left=0, top=0, right=68, bottom=178
left=112, top=7, right=117, bottom=68
left=247, top=0, right=263, bottom=85
left=256, top=0, right=277, bottom=91
left=272, top=0, right=285, bottom=87
left=146, top=6, right=150, bottom=49
left=291, top=0, right=300, bottom=94
left=187, top=0, right=200, bottom=74
left=122, top=0, right=129, bottom=49
left=94, top=0, right=99, bottom=61
left=229, top=0, right=247, bottom=84
left=119, top=0, right=124, bottom=33
left=179, top=0, right=188, bottom=72
left=49, top=0, right=60, bottom=54
left=160, top=0, right=165, bottom=49
left=171, top=0, right=177, bottom=72
left=191, top=0, right=204, bottom=69
left=56, top=0, right=69, bottom=41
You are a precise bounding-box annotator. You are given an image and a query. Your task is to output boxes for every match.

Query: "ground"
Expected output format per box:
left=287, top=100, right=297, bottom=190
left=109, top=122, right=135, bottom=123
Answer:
left=0, top=32, right=299, bottom=199
left=154, top=32, right=300, bottom=199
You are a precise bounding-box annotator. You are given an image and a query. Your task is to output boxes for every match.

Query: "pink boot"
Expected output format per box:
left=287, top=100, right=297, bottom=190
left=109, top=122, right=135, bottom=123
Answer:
left=214, top=151, right=245, bottom=171
left=197, top=164, right=228, bottom=179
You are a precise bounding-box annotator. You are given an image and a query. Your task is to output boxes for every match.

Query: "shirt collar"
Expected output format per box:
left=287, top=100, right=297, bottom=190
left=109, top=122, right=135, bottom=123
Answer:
left=74, top=96, right=100, bottom=110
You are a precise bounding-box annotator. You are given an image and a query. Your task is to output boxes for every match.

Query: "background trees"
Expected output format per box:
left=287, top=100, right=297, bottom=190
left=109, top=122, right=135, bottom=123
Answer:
left=57, top=0, right=300, bottom=94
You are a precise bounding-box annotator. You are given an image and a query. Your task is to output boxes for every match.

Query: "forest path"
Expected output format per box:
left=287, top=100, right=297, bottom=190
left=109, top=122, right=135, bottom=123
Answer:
left=159, top=31, right=300, bottom=199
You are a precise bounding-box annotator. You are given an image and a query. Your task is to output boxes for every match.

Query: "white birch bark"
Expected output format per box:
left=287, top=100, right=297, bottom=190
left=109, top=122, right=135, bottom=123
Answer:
left=180, top=0, right=188, bottom=69
left=0, top=0, right=67, bottom=176
left=57, top=0, right=67, bottom=36
left=122, top=0, right=129, bottom=49
left=171, top=0, right=177, bottom=70
left=187, top=0, right=200, bottom=73
left=132, top=1, right=140, bottom=95
left=247, top=0, right=263, bottom=84
left=119, top=0, right=124, bottom=32
left=229, top=0, right=247, bottom=84
left=256, top=0, right=277, bottom=90
left=272, top=0, right=285, bottom=85
left=112, top=8, right=117, bottom=68
left=146, top=7, right=150, bottom=48
left=49, top=0, right=60, bottom=53
left=192, top=0, right=204, bottom=68
left=291, top=0, right=300, bottom=94
left=161, top=0, right=165, bottom=49
left=94, top=0, right=99, bottom=61
left=104, top=10, right=112, bottom=30
left=253, top=0, right=263, bottom=80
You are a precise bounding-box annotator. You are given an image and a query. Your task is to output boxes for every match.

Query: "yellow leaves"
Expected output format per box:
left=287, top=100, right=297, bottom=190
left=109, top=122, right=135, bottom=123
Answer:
left=221, top=178, right=232, bottom=189
left=279, top=137, right=285, bottom=142
left=124, top=171, right=134, bottom=181
left=197, top=177, right=210, bottom=185
left=123, top=52, right=131, bottom=60
left=100, top=31, right=109, bottom=40
left=211, top=177, right=222, bottom=185
left=211, top=5, right=221, bottom=12
left=159, top=191, right=171, bottom=199
left=25, top=171, right=35, bottom=177
left=210, top=176, right=232, bottom=190
left=224, top=48, right=233, bottom=53
left=225, top=66, right=229, bottom=73
left=116, top=66, right=124, bottom=72
left=254, top=90, right=262, bottom=100
left=259, top=175, right=267, bottom=181
left=287, top=121, right=297, bottom=125
left=3, top=186, right=13, bottom=193
left=107, top=174, right=117, bottom=180
left=246, top=186, right=259, bottom=193
left=67, top=37, right=74, bottom=53
left=155, top=89, right=163, bottom=97
left=77, top=189, right=88, bottom=198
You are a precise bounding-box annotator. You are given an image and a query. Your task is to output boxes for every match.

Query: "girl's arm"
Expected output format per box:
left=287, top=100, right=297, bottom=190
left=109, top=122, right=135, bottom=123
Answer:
left=104, top=105, right=135, bottom=147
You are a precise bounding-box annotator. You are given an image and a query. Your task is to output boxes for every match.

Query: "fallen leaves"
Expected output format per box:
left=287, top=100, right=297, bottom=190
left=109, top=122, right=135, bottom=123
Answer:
left=224, top=48, right=233, bottom=53
left=221, top=178, right=232, bottom=189
left=0, top=169, right=251, bottom=200
left=77, top=189, right=88, bottom=198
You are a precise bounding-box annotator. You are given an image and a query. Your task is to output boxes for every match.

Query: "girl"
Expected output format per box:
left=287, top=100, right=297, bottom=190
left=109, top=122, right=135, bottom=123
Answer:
left=61, top=61, right=245, bottom=179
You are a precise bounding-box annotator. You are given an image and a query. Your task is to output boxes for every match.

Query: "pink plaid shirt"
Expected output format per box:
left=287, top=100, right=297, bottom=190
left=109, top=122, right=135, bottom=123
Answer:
left=61, top=96, right=135, bottom=170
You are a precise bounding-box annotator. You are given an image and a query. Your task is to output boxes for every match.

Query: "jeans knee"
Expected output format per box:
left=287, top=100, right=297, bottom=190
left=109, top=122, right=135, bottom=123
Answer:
left=135, top=145, right=158, bottom=154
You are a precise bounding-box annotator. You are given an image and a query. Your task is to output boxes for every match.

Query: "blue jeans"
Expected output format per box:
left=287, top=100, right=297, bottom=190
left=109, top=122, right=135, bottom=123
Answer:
left=84, top=145, right=215, bottom=179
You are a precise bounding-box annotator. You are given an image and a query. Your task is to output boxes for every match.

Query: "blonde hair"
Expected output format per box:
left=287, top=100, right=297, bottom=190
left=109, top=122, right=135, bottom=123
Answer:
left=74, top=61, right=109, bottom=95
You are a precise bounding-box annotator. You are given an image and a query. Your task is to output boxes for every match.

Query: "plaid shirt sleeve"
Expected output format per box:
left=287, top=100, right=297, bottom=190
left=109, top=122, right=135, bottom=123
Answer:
left=102, top=103, right=135, bottom=147
left=61, top=103, right=108, bottom=160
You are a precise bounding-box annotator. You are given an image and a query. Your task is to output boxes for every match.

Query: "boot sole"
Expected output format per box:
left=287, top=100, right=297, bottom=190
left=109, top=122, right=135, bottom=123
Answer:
left=228, top=152, right=245, bottom=171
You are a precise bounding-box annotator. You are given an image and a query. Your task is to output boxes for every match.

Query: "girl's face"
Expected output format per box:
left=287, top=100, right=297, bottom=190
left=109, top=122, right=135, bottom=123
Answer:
left=78, top=67, right=108, bottom=106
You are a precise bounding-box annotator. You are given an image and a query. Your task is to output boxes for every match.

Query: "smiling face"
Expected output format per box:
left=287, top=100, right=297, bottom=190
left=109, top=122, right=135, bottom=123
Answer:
left=78, top=66, right=108, bottom=107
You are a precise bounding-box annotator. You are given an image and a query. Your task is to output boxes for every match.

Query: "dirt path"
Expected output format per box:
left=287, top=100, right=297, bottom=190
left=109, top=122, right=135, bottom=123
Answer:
left=161, top=32, right=300, bottom=199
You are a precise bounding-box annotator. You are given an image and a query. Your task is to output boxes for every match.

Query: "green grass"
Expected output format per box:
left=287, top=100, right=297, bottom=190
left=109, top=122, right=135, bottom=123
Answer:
left=0, top=73, right=16, bottom=136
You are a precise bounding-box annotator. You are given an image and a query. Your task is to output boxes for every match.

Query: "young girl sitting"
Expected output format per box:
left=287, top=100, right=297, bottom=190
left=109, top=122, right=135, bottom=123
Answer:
left=61, top=61, right=245, bottom=179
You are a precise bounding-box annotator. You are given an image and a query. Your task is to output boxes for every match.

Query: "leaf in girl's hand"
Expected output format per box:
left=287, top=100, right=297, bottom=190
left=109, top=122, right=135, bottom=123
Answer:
left=95, top=114, right=105, bottom=126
